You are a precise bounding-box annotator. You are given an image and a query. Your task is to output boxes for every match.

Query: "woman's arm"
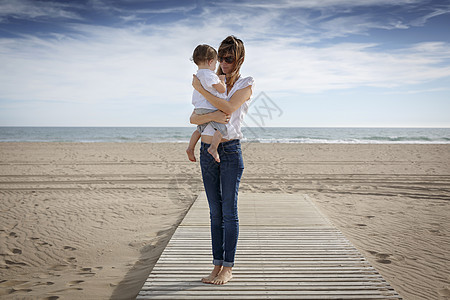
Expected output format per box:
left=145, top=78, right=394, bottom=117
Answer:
left=190, top=110, right=230, bottom=125
left=192, top=75, right=252, bottom=115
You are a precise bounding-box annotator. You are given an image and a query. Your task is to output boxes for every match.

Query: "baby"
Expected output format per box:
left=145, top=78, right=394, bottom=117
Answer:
left=186, top=44, right=228, bottom=163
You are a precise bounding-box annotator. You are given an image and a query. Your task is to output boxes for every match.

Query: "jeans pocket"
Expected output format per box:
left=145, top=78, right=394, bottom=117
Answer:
left=222, top=145, right=240, bottom=154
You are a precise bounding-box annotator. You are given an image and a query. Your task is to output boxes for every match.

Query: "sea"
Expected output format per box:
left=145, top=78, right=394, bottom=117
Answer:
left=0, top=127, right=449, bottom=144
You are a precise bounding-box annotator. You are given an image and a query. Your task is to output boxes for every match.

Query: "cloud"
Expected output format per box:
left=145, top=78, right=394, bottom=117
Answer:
left=246, top=40, right=450, bottom=93
left=1, top=0, right=449, bottom=107
left=410, top=5, right=450, bottom=26
left=0, top=0, right=84, bottom=22
left=221, top=0, right=425, bottom=9
left=1, top=19, right=450, bottom=110
left=0, top=26, right=194, bottom=105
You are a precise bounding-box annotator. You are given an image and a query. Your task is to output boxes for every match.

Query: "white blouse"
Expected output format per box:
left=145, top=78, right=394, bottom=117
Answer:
left=202, top=75, right=254, bottom=140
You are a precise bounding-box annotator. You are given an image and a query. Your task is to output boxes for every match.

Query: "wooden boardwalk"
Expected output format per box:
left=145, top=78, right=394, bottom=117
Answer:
left=137, top=193, right=402, bottom=299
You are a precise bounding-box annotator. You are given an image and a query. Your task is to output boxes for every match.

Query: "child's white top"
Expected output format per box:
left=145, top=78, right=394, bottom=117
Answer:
left=202, top=75, right=254, bottom=140
left=192, top=69, right=227, bottom=109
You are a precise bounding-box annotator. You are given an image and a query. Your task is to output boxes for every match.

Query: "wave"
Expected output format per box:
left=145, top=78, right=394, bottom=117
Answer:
left=1, top=127, right=449, bottom=144
left=242, top=137, right=450, bottom=144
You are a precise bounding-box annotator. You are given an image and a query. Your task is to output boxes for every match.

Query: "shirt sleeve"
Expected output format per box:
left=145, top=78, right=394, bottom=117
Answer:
left=202, top=72, right=221, bottom=88
left=236, top=76, right=254, bottom=90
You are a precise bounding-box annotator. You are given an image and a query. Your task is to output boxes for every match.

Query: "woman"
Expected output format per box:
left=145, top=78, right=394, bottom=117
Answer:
left=190, top=35, right=254, bottom=285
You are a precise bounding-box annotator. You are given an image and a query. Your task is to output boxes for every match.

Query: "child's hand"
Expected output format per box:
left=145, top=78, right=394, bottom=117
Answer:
left=218, top=75, right=226, bottom=82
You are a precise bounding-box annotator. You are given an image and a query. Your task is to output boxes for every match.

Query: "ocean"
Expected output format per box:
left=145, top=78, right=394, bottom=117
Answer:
left=0, top=127, right=449, bottom=143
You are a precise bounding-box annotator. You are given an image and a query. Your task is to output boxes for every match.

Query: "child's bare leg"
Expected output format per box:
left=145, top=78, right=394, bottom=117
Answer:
left=208, top=130, right=222, bottom=163
left=186, top=130, right=201, bottom=162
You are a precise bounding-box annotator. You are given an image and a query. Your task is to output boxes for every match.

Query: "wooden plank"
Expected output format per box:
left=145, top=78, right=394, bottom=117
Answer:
left=136, top=193, right=402, bottom=299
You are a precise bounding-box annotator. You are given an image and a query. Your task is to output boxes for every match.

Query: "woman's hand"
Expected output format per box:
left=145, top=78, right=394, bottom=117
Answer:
left=190, top=110, right=230, bottom=125
left=211, top=110, right=231, bottom=124
left=192, top=74, right=203, bottom=92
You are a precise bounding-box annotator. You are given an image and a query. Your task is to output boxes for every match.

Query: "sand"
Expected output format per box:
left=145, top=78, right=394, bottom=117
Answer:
left=0, top=142, right=449, bottom=300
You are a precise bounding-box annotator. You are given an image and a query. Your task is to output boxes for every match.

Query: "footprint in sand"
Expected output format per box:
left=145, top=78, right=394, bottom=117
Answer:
left=7, top=287, right=33, bottom=294
left=12, top=248, right=22, bottom=254
left=5, top=260, right=27, bottom=266
left=438, top=288, right=450, bottom=297
left=68, top=280, right=84, bottom=286
left=76, top=266, right=102, bottom=277
left=66, top=257, right=77, bottom=263
left=429, top=229, right=443, bottom=236
left=33, top=281, right=55, bottom=286
left=0, top=280, right=28, bottom=288
left=77, top=268, right=95, bottom=277
left=367, top=250, right=392, bottom=264
left=376, top=259, right=392, bottom=264
left=80, top=267, right=92, bottom=272
left=42, top=297, right=59, bottom=300
left=51, top=287, right=83, bottom=293
left=63, top=246, right=76, bottom=251
left=48, top=264, right=69, bottom=271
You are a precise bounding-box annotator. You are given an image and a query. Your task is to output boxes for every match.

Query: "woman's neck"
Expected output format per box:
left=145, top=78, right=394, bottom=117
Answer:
left=226, top=73, right=240, bottom=89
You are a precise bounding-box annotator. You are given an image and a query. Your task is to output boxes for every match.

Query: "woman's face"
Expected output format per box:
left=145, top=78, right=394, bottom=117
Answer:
left=219, top=53, right=236, bottom=75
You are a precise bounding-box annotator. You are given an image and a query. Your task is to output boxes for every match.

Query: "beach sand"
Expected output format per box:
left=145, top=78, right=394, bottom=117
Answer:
left=0, top=142, right=449, bottom=299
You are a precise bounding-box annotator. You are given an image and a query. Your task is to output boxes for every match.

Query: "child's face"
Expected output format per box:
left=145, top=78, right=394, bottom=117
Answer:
left=209, top=58, right=218, bottom=71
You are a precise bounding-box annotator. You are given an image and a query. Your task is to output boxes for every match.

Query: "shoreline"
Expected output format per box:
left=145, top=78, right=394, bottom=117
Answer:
left=1, top=142, right=449, bottom=299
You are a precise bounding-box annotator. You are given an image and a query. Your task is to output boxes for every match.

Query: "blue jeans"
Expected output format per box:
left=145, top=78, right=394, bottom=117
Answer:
left=200, top=139, right=244, bottom=268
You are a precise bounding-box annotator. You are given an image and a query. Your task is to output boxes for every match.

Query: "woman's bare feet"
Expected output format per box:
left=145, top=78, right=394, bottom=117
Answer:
left=186, top=147, right=196, bottom=162
left=201, top=265, right=222, bottom=284
left=213, top=266, right=232, bottom=285
left=207, top=146, right=220, bottom=163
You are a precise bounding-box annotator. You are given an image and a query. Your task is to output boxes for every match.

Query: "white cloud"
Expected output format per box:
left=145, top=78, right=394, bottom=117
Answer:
left=246, top=40, right=450, bottom=93
left=1, top=20, right=450, bottom=108
left=410, top=5, right=450, bottom=26
left=0, top=0, right=83, bottom=21
left=224, top=0, right=425, bottom=9
left=1, top=0, right=449, bottom=127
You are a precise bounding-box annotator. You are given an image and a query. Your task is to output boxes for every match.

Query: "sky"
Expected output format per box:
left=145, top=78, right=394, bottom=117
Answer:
left=0, top=0, right=449, bottom=127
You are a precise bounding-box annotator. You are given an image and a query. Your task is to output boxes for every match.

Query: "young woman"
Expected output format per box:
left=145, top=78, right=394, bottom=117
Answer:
left=190, top=35, right=254, bottom=285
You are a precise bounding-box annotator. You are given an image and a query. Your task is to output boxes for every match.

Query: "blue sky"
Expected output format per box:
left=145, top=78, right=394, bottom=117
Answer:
left=0, top=0, right=449, bottom=127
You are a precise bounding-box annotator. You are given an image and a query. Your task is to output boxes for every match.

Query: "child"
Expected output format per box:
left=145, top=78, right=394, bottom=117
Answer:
left=186, top=44, right=228, bottom=163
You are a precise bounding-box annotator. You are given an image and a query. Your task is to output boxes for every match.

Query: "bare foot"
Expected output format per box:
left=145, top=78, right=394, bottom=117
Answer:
left=207, top=146, right=220, bottom=163
left=201, top=265, right=222, bottom=284
left=186, top=147, right=196, bottom=162
left=212, top=267, right=232, bottom=285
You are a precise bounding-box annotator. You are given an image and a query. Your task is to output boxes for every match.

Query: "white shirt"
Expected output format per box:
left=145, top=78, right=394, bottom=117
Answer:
left=202, top=75, right=254, bottom=140
left=192, top=69, right=227, bottom=109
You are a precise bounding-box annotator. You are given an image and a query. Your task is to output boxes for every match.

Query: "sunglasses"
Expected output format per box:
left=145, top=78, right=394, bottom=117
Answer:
left=218, top=56, right=235, bottom=64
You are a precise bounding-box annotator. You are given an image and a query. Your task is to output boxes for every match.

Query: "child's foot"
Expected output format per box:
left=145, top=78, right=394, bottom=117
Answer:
left=212, top=267, right=232, bottom=285
left=186, top=147, right=196, bottom=162
left=208, top=146, right=220, bottom=163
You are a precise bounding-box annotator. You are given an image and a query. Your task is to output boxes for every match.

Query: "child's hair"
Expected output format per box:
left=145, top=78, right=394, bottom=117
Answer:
left=192, top=44, right=217, bottom=65
left=217, top=36, right=245, bottom=88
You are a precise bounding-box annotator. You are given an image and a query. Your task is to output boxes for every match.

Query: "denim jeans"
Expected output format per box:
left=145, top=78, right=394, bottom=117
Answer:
left=200, top=139, right=244, bottom=267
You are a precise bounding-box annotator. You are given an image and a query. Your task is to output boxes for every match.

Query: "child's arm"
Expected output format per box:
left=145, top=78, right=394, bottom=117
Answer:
left=212, top=75, right=226, bottom=94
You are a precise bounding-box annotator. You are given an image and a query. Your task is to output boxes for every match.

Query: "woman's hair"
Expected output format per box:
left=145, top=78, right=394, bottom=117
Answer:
left=217, top=35, right=245, bottom=88
left=192, top=44, right=217, bottom=65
